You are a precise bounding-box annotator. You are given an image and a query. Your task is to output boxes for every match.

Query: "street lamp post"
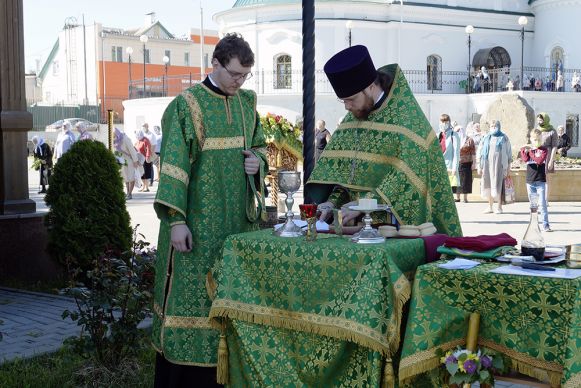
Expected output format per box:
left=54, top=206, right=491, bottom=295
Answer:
left=126, top=46, right=133, bottom=98
left=518, top=16, right=528, bottom=90
left=346, top=20, right=353, bottom=47
left=162, top=55, right=170, bottom=97
left=465, top=25, right=474, bottom=94
left=140, top=34, right=148, bottom=97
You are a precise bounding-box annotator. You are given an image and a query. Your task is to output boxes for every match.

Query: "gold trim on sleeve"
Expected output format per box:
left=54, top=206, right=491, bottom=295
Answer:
left=161, top=163, right=189, bottom=185
left=202, top=136, right=245, bottom=151
left=182, top=91, right=205, bottom=149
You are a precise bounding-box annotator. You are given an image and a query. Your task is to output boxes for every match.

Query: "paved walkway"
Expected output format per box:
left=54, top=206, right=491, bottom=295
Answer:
left=1, top=166, right=577, bottom=387
left=0, top=287, right=78, bottom=362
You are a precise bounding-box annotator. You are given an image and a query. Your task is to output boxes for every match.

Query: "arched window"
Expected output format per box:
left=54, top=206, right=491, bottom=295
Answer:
left=427, top=55, right=442, bottom=91
left=274, top=54, right=292, bottom=89
left=550, top=46, right=564, bottom=80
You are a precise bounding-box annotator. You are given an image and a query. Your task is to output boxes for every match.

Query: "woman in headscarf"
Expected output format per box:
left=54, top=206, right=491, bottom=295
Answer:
left=536, top=112, right=559, bottom=205
left=32, top=136, right=53, bottom=194
left=54, top=120, right=76, bottom=162
left=438, top=114, right=460, bottom=199
left=477, top=120, right=512, bottom=214
left=454, top=124, right=476, bottom=203
left=114, top=128, right=142, bottom=200
left=75, top=121, right=93, bottom=141
left=134, top=128, right=153, bottom=192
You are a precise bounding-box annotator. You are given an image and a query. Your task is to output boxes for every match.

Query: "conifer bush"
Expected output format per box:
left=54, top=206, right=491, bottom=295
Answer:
left=45, top=140, right=132, bottom=273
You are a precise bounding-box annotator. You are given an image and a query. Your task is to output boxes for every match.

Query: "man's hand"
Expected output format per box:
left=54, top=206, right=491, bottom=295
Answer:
left=171, top=224, right=192, bottom=253
left=317, top=201, right=334, bottom=222
left=341, top=209, right=362, bottom=226
left=241, top=150, right=259, bottom=175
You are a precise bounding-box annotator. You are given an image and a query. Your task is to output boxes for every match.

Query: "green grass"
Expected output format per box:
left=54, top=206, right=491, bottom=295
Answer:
left=0, top=340, right=156, bottom=388
left=0, top=278, right=67, bottom=295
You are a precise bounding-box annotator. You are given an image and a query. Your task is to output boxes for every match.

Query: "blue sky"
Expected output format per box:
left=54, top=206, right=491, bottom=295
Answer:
left=23, top=0, right=234, bottom=72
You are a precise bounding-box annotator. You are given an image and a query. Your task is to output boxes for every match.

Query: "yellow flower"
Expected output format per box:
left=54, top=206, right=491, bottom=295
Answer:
left=458, top=360, right=465, bottom=372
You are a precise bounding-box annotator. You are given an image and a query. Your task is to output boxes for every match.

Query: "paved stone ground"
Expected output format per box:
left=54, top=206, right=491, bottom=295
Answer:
left=0, top=287, right=78, bottom=362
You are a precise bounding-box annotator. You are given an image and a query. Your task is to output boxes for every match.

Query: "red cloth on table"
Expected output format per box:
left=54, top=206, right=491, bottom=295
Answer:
left=396, top=234, right=449, bottom=263
left=444, top=233, right=517, bottom=252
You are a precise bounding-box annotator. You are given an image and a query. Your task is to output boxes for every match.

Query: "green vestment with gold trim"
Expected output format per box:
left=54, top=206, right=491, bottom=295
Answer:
left=151, top=83, right=268, bottom=366
left=307, top=64, right=462, bottom=237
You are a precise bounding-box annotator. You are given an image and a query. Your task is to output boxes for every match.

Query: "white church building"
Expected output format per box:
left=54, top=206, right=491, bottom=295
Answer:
left=124, top=0, right=581, bottom=154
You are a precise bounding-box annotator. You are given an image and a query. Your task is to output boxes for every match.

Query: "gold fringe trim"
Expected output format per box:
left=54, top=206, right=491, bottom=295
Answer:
left=388, top=275, right=412, bottom=354
left=508, top=359, right=561, bottom=387
left=564, top=372, right=581, bottom=388
left=399, top=337, right=565, bottom=387
left=478, top=339, right=563, bottom=373
left=382, top=359, right=395, bottom=388
left=209, top=302, right=391, bottom=356
left=399, top=339, right=465, bottom=383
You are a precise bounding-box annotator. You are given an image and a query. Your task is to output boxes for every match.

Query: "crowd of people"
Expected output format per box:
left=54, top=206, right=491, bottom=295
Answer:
left=31, top=119, right=163, bottom=199
left=435, top=110, right=566, bottom=231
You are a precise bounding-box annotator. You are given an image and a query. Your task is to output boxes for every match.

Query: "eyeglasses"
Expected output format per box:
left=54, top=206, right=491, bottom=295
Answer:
left=337, top=97, right=356, bottom=104
left=220, top=61, right=253, bottom=82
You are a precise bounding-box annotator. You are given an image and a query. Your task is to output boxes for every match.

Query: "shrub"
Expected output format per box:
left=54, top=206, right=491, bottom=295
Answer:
left=45, top=140, right=132, bottom=274
left=61, top=229, right=155, bottom=370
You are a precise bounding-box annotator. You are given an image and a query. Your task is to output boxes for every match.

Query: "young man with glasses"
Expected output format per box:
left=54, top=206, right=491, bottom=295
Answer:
left=152, top=33, right=268, bottom=387
left=306, top=45, right=461, bottom=236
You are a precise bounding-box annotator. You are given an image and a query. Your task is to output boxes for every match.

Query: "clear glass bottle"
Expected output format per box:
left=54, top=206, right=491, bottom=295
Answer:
left=521, top=193, right=545, bottom=261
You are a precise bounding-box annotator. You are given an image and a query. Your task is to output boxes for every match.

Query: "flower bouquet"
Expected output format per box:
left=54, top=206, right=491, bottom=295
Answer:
left=31, top=158, right=42, bottom=171
left=260, top=112, right=302, bottom=159
left=437, top=346, right=504, bottom=387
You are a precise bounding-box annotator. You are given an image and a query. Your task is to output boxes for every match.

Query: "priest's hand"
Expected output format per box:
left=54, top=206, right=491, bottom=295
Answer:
left=242, top=150, right=259, bottom=175
left=341, top=209, right=362, bottom=225
left=171, top=224, right=192, bottom=253
left=317, top=202, right=335, bottom=221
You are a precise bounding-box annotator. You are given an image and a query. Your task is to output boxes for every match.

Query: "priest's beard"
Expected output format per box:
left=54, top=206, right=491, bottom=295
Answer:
left=350, top=92, right=375, bottom=120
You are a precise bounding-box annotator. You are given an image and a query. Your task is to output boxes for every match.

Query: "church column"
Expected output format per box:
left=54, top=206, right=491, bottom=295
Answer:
left=0, top=0, right=36, bottom=214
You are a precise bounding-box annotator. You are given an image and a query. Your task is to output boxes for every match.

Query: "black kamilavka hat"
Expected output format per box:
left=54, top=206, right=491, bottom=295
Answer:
left=323, top=45, right=377, bottom=99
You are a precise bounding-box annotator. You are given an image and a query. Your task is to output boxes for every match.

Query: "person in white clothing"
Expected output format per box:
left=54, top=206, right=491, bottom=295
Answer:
left=54, top=120, right=76, bottom=162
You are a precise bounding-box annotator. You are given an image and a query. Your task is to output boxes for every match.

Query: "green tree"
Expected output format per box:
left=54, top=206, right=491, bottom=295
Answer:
left=45, top=140, right=132, bottom=274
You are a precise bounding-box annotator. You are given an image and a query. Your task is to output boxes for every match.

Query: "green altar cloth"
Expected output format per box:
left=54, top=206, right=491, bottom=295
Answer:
left=399, top=261, right=581, bottom=388
left=209, top=229, right=425, bottom=386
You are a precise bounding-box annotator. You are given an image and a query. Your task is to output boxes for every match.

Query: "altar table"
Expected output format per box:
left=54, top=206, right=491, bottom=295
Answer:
left=399, top=261, right=581, bottom=388
left=209, top=229, right=425, bottom=387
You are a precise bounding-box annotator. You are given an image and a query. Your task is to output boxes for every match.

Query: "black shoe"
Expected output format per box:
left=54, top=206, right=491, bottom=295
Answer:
left=38, top=189, right=46, bottom=194
left=454, top=199, right=460, bottom=202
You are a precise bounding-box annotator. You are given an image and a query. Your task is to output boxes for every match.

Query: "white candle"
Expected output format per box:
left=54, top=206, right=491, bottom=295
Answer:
left=358, top=198, right=377, bottom=209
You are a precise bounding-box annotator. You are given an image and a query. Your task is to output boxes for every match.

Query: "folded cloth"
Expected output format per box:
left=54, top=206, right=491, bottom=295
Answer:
left=397, top=233, right=449, bottom=263
left=443, top=233, right=517, bottom=252
left=437, top=245, right=515, bottom=260
left=438, top=258, right=481, bottom=270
